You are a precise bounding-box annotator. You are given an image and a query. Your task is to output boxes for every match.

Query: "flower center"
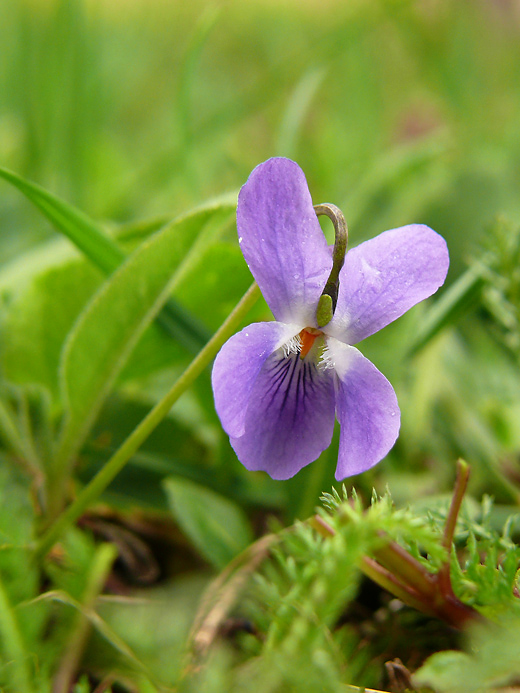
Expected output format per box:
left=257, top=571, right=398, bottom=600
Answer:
left=299, top=327, right=323, bottom=360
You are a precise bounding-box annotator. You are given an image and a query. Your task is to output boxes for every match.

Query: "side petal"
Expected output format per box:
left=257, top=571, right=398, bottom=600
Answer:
left=237, top=157, right=332, bottom=326
left=326, top=339, right=400, bottom=480
left=326, top=224, right=449, bottom=344
left=231, top=352, right=336, bottom=480
left=212, top=321, right=300, bottom=438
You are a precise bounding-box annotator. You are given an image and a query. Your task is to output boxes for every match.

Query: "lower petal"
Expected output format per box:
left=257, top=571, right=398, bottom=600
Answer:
left=212, top=321, right=300, bottom=438
left=326, top=339, right=400, bottom=480
left=231, top=352, right=336, bottom=480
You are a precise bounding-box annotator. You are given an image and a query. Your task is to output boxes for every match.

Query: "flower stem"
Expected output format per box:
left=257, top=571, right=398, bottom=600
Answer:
left=311, top=516, right=437, bottom=616
left=360, top=556, right=436, bottom=617
left=311, top=462, right=480, bottom=630
left=437, top=459, right=470, bottom=600
left=34, top=282, right=261, bottom=560
left=314, top=203, right=348, bottom=326
left=372, top=537, right=436, bottom=598
left=443, top=459, right=470, bottom=553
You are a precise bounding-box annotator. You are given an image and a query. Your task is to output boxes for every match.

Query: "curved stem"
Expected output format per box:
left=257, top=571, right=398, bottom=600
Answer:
left=313, top=203, right=348, bottom=326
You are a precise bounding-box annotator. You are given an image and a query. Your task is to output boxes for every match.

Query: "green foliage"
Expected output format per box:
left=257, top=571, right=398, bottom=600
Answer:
left=0, top=166, right=126, bottom=275
left=477, top=217, right=520, bottom=357
left=1, top=259, right=103, bottom=395
left=448, top=497, right=520, bottom=611
left=0, top=165, right=211, bottom=352
left=55, top=199, right=234, bottom=474
left=242, top=522, right=367, bottom=691
left=164, top=477, right=253, bottom=570
left=1, top=0, right=520, bottom=690
left=321, top=486, right=448, bottom=568
left=415, top=609, right=520, bottom=692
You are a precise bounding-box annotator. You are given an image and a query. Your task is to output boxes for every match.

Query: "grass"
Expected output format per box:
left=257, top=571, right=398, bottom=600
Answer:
left=1, top=0, right=520, bottom=691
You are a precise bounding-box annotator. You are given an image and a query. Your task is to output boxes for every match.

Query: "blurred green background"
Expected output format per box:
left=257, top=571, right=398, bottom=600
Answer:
left=3, top=0, right=520, bottom=263
left=3, top=0, right=520, bottom=505
left=2, top=0, right=520, bottom=508
left=2, top=1, right=520, bottom=690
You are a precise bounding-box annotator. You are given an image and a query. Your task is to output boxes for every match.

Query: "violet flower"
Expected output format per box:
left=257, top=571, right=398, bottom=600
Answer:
left=212, top=158, right=449, bottom=480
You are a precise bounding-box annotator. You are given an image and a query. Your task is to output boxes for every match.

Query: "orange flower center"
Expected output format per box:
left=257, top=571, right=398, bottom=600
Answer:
left=299, top=328, right=323, bottom=360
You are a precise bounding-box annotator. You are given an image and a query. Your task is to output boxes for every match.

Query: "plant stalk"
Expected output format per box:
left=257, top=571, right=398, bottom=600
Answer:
left=35, top=282, right=260, bottom=560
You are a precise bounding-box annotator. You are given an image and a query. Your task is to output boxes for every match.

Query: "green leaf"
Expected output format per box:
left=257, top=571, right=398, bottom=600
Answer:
left=171, top=238, right=252, bottom=332
left=413, top=650, right=473, bottom=692
left=1, top=260, right=103, bottom=396
left=0, top=217, right=211, bottom=396
left=163, top=477, right=253, bottom=569
left=0, top=166, right=124, bottom=274
left=414, top=610, right=520, bottom=692
left=54, top=201, right=233, bottom=473
left=94, top=579, right=208, bottom=687
left=0, top=166, right=221, bottom=351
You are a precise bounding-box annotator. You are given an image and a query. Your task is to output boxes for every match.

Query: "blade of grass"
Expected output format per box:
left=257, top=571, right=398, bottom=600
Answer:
left=53, top=543, right=117, bottom=693
left=0, top=166, right=213, bottom=351
left=0, top=570, right=35, bottom=693
left=275, top=66, right=326, bottom=159
left=24, top=589, right=157, bottom=685
left=0, top=166, right=124, bottom=272
left=407, top=265, right=485, bottom=356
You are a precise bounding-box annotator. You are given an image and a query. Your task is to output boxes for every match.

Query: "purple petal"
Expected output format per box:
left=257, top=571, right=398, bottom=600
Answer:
left=230, top=351, right=336, bottom=480
left=237, top=157, right=332, bottom=326
left=212, top=321, right=300, bottom=439
left=326, top=339, right=400, bottom=480
left=325, top=224, right=449, bottom=344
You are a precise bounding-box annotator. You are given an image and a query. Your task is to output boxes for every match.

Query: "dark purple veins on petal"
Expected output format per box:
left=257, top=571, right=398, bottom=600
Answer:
left=262, top=354, right=311, bottom=422
left=231, top=349, right=336, bottom=480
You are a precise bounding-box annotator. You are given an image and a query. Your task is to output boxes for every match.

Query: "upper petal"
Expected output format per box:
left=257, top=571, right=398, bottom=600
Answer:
left=237, top=157, right=332, bottom=325
left=326, top=339, right=400, bottom=480
left=212, top=321, right=300, bottom=438
left=325, top=224, right=449, bottom=344
left=231, top=351, right=336, bottom=480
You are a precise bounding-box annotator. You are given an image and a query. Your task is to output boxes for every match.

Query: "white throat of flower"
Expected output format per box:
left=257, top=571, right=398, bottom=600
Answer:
left=281, top=329, right=336, bottom=372
left=318, top=342, right=336, bottom=371
left=282, top=334, right=302, bottom=358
